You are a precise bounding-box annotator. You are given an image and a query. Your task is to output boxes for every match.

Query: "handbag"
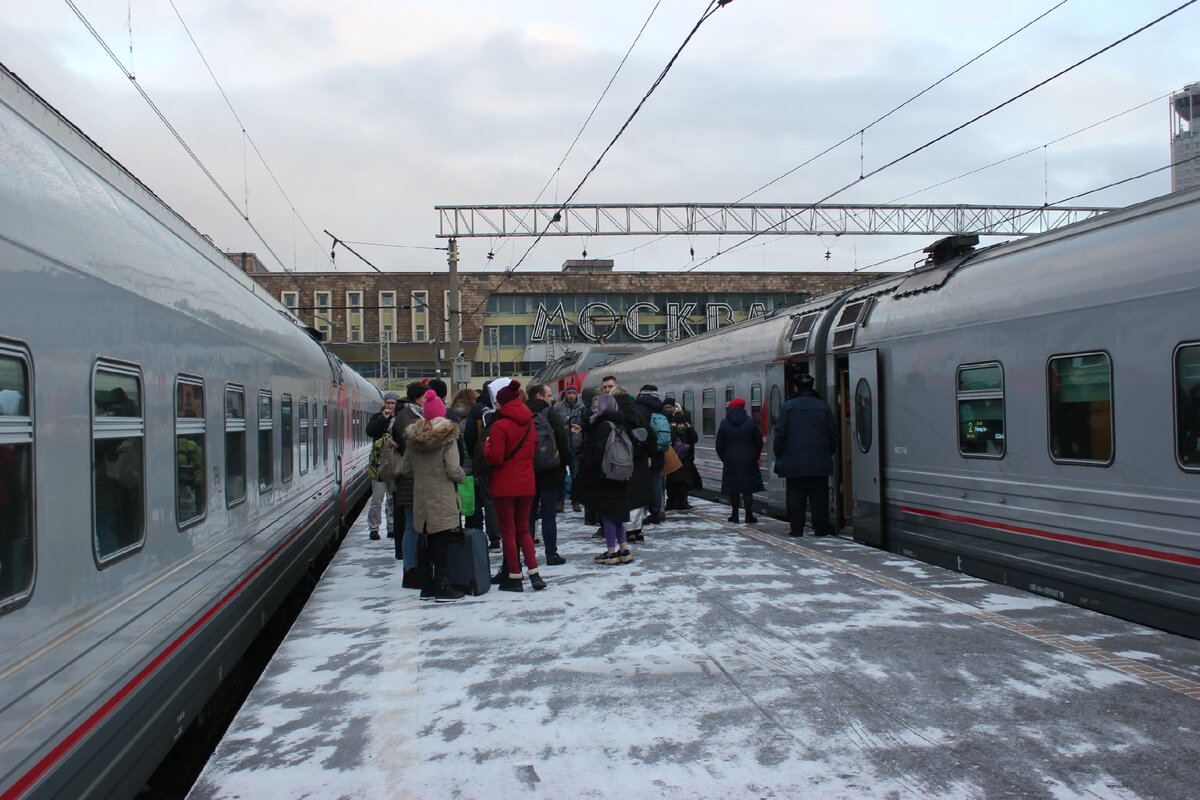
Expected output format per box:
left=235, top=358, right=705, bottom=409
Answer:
left=458, top=476, right=476, bottom=517
left=661, top=444, right=683, bottom=476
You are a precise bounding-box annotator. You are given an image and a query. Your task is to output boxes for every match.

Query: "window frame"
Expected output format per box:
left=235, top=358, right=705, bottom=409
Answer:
left=346, top=290, right=364, bottom=343
left=0, top=342, right=35, bottom=613
left=174, top=374, right=207, bottom=530
left=682, top=390, right=694, bottom=417
left=225, top=384, right=247, bottom=508
left=955, top=362, right=1006, bottom=460
left=92, top=359, right=146, bottom=566
left=379, top=290, right=397, bottom=342
left=313, top=290, right=333, bottom=342
left=281, top=393, right=295, bottom=484
left=258, top=389, right=274, bottom=490
left=1172, top=341, right=1200, bottom=472
left=702, top=388, right=716, bottom=437
left=412, top=290, right=429, bottom=342
left=298, top=396, right=310, bottom=475
left=1046, top=350, right=1114, bottom=467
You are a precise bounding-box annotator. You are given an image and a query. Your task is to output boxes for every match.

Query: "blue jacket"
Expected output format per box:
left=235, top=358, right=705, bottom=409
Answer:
left=715, top=407, right=765, bottom=494
left=773, top=390, right=839, bottom=477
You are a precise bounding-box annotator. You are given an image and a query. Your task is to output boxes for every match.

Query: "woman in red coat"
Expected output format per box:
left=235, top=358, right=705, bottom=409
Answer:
left=483, top=380, right=544, bottom=592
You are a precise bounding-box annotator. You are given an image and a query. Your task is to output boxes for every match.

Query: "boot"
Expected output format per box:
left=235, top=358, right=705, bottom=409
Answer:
left=434, top=570, right=465, bottom=604
left=528, top=570, right=547, bottom=591
left=727, top=494, right=740, bottom=523
left=490, top=563, right=507, bottom=585
left=499, top=573, right=524, bottom=593
left=572, top=501, right=582, bottom=513
left=403, top=567, right=425, bottom=590
left=418, top=569, right=437, bottom=602
left=743, top=494, right=758, bottom=524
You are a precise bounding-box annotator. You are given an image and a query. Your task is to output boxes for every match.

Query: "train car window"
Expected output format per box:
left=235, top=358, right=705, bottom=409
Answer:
left=1048, top=353, right=1113, bottom=464
left=682, top=390, right=694, bottom=417
left=702, top=389, right=716, bottom=437
left=788, top=311, right=820, bottom=355
left=854, top=378, right=873, bottom=453
left=258, top=391, right=273, bottom=490
left=957, top=363, right=1005, bottom=458
left=0, top=347, right=34, bottom=609
left=175, top=377, right=206, bottom=528
left=93, top=363, right=145, bottom=563
left=1174, top=343, right=1200, bottom=470
left=725, top=385, right=735, bottom=406
left=750, top=384, right=763, bottom=427
left=299, top=397, right=309, bottom=475
left=311, top=404, right=318, bottom=470
left=323, top=401, right=329, bottom=463
left=281, top=395, right=294, bottom=483
left=225, top=386, right=246, bottom=507
left=769, top=385, right=782, bottom=430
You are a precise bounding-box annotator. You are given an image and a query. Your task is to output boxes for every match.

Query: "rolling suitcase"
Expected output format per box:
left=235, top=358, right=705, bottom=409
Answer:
left=447, top=528, right=491, bottom=595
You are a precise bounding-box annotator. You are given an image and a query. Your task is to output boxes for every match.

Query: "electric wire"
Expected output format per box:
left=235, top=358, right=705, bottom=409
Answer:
left=681, top=0, right=1197, bottom=273
left=601, top=0, right=1071, bottom=263
left=62, top=0, right=292, bottom=272
left=169, top=0, right=332, bottom=270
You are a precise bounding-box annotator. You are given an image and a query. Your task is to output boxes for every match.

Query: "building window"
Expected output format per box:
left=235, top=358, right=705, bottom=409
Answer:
left=702, top=388, right=716, bottom=437
left=281, top=394, right=294, bottom=483
left=1048, top=353, right=1112, bottom=464
left=347, top=290, right=364, bottom=343
left=280, top=291, right=299, bottom=315
left=957, top=363, right=1005, bottom=457
left=313, top=291, right=333, bottom=342
left=1175, top=343, right=1200, bottom=469
left=93, top=363, right=144, bottom=562
left=379, top=291, right=397, bottom=342
left=412, top=290, right=429, bottom=342
left=175, top=376, right=206, bottom=527
left=258, top=390, right=273, bottom=490
left=225, top=386, right=246, bottom=507
left=0, top=346, right=34, bottom=608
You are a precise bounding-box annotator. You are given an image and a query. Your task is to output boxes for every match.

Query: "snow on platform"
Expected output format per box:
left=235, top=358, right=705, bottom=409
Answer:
left=189, top=500, right=1200, bottom=800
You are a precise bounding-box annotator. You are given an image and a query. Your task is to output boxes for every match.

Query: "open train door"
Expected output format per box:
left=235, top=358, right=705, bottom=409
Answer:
left=848, top=349, right=884, bottom=546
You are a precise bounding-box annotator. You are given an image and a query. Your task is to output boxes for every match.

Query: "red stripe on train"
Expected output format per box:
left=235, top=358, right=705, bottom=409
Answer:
left=899, top=505, right=1200, bottom=567
left=2, top=502, right=332, bottom=800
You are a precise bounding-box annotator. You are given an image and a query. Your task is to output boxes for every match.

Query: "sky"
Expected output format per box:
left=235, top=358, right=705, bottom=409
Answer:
left=1, top=1, right=1195, bottom=275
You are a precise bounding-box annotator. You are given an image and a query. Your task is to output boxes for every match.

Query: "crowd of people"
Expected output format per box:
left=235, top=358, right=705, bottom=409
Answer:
left=363, top=371, right=839, bottom=604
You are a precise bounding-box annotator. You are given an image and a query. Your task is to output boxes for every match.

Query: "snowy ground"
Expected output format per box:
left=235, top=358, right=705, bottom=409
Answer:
left=190, top=500, right=1200, bottom=800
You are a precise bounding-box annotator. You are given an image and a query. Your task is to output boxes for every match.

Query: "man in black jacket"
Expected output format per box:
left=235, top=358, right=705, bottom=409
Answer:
left=773, top=374, right=839, bottom=537
left=526, top=383, right=571, bottom=565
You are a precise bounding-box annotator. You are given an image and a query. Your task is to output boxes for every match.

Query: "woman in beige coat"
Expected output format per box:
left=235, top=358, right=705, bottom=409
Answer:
left=400, top=390, right=466, bottom=603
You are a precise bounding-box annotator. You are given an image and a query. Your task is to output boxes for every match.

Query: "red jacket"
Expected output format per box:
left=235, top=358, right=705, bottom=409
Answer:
left=483, top=397, right=536, bottom=497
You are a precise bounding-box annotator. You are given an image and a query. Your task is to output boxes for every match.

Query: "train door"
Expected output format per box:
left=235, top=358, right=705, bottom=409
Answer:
left=848, top=349, right=884, bottom=546
left=765, top=361, right=786, bottom=512
left=834, top=359, right=852, bottom=530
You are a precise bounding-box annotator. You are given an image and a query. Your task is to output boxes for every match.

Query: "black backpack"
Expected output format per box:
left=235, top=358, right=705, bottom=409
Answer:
left=532, top=407, right=560, bottom=472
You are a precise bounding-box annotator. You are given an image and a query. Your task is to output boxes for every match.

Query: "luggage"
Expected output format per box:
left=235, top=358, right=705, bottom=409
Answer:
left=447, top=528, right=491, bottom=595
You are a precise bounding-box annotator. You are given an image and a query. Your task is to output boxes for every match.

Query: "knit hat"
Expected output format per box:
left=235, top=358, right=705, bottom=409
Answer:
left=383, top=392, right=400, bottom=403
left=427, top=378, right=448, bottom=399
left=487, top=377, right=511, bottom=405
left=565, top=385, right=578, bottom=395
left=728, top=398, right=746, bottom=409
left=495, top=380, right=522, bottom=406
left=422, top=390, right=445, bottom=420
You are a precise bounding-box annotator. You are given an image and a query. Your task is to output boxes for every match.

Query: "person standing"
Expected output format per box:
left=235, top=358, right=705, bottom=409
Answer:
left=399, top=390, right=467, bottom=603
left=664, top=410, right=698, bottom=510
left=773, top=374, right=839, bottom=537
left=365, top=392, right=399, bottom=540
left=527, top=383, right=571, bottom=566
left=365, top=380, right=426, bottom=585
left=634, top=385, right=669, bottom=524
left=715, top=397, right=765, bottom=523
left=484, top=380, right=545, bottom=592
left=577, top=393, right=633, bottom=564
left=553, top=385, right=586, bottom=512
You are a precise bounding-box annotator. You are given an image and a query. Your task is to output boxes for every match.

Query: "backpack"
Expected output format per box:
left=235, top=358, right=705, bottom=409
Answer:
left=532, top=408, right=559, bottom=472
left=650, top=411, right=671, bottom=453
left=375, top=432, right=402, bottom=486
left=601, top=422, right=635, bottom=481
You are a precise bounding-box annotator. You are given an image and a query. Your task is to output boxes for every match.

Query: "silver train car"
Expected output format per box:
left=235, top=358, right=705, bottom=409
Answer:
left=0, top=66, right=377, bottom=798
left=590, top=188, right=1200, bottom=639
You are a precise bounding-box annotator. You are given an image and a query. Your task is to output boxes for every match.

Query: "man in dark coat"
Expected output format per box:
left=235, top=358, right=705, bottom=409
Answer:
left=365, top=380, right=426, bottom=581
left=715, top=398, right=764, bottom=523
left=634, top=386, right=668, bottom=524
left=773, top=374, right=839, bottom=537
left=615, top=390, right=654, bottom=541
left=527, top=383, right=571, bottom=565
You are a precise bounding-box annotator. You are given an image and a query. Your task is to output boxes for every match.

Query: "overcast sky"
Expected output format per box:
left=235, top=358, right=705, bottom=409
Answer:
left=1, top=1, right=1194, bottom=275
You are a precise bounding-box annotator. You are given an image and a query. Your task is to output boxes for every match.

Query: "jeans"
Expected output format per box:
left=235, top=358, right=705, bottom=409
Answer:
left=648, top=468, right=663, bottom=514
left=396, top=505, right=418, bottom=570
left=368, top=480, right=393, bottom=533
left=529, top=485, right=563, bottom=559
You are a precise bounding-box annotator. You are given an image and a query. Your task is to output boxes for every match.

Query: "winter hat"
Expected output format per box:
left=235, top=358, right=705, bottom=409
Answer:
left=565, top=385, right=578, bottom=395
left=406, top=380, right=426, bottom=402
left=422, top=390, right=445, bottom=420
left=427, top=378, right=448, bottom=399
left=383, top=392, right=400, bottom=403
left=495, top=380, right=522, bottom=407
left=639, top=384, right=661, bottom=399
left=728, top=398, right=746, bottom=409
left=487, top=377, right=511, bottom=405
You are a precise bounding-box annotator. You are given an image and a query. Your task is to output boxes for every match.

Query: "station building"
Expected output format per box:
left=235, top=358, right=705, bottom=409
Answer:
left=229, top=253, right=877, bottom=387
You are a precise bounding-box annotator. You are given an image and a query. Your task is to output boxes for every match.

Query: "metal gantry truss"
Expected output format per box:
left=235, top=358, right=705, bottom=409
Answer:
left=435, top=203, right=1118, bottom=239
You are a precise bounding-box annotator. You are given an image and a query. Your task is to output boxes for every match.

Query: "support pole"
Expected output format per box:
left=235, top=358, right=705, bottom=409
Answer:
left=448, top=238, right=464, bottom=388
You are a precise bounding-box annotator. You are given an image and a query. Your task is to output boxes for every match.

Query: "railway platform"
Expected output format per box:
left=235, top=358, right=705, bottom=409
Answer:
left=189, top=500, right=1200, bottom=800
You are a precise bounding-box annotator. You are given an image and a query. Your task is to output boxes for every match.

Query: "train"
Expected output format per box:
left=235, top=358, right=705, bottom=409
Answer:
left=0, top=65, right=378, bottom=799
left=588, top=188, right=1200, bottom=640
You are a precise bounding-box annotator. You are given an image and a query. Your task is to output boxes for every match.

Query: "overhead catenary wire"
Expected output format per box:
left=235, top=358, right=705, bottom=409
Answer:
left=601, top=0, right=1072, bottom=263
left=682, top=0, right=1197, bottom=274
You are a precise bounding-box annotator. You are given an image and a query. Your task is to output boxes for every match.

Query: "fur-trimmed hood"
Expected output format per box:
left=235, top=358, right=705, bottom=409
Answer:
left=405, top=416, right=460, bottom=450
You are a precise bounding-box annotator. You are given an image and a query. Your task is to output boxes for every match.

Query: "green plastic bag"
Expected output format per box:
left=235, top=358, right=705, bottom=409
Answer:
left=458, top=476, right=475, bottom=517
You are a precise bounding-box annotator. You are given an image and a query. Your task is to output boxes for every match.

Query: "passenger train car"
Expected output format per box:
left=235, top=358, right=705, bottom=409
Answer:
left=0, top=66, right=377, bottom=799
left=590, top=188, right=1200, bottom=640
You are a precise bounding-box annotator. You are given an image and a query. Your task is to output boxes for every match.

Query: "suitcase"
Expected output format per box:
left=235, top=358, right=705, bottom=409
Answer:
left=447, top=528, right=491, bottom=595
